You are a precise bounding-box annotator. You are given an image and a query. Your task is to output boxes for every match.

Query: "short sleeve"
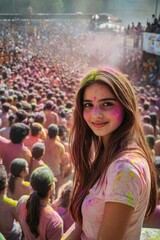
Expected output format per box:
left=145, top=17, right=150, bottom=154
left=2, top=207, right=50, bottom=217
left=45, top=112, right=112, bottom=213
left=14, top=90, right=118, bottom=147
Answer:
left=16, top=195, right=28, bottom=211
left=46, top=212, right=63, bottom=240
left=105, top=159, right=143, bottom=208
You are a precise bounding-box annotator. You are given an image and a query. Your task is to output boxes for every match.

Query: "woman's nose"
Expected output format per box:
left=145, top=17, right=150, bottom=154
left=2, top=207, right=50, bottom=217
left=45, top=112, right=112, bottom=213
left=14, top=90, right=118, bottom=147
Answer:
left=92, top=106, right=102, bottom=116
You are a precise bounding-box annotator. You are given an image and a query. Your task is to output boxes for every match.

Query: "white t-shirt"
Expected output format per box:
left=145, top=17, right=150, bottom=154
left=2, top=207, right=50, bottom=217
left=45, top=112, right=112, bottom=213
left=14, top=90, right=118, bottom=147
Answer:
left=81, top=148, right=151, bottom=240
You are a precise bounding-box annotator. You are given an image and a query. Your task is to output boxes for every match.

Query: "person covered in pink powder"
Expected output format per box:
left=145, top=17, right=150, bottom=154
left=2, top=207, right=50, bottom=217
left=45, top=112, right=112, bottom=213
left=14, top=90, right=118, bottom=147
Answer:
left=0, top=123, right=31, bottom=173
left=62, top=66, right=157, bottom=240
left=7, top=158, right=31, bottom=200
left=16, top=166, right=63, bottom=240
left=29, top=142, right=46, bottom=177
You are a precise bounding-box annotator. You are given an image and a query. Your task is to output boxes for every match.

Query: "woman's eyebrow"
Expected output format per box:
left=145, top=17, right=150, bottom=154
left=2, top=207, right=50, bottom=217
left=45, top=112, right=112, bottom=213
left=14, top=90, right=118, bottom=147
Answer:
left=99, top=98, right=117, bottom=102
left=83, top=98, right=116, bottom=102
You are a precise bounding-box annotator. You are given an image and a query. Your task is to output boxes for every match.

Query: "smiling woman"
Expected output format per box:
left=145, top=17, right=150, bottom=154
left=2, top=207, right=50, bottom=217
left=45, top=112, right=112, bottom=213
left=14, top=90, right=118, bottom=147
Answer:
left=61, top=66, right=158, bottom=240
left=83, top=83, right=124, bottom=145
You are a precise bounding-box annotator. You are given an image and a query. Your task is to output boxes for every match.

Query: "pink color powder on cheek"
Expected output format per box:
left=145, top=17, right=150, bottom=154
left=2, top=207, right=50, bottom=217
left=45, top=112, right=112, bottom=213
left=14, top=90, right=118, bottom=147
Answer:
left=111, top=107, right=124, bottom=122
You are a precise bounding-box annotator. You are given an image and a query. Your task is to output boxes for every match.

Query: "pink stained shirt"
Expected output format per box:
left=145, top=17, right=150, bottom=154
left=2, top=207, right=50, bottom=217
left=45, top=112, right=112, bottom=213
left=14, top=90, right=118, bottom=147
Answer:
left=17, top=195, right=63, bottom=240
left=81, top=146, right=151, bottom=240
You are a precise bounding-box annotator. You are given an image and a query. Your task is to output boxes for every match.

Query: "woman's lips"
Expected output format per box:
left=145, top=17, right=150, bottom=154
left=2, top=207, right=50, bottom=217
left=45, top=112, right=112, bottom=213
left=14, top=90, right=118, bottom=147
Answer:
left=92, top=122, right=108, bottom=128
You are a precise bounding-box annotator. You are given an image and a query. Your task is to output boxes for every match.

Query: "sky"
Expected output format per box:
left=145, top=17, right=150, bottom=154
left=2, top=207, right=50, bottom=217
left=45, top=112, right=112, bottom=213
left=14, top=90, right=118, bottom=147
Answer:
left=104, top=0, right=160, bottom=24
left=73, top=0, right=160, bottom=25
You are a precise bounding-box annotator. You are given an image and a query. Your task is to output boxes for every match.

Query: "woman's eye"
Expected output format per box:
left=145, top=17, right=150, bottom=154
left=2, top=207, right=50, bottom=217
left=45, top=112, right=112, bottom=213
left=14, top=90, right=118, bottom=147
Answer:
left=83, top=103, right=93, bottom=108
left=103, top=102, right=114, bottom=107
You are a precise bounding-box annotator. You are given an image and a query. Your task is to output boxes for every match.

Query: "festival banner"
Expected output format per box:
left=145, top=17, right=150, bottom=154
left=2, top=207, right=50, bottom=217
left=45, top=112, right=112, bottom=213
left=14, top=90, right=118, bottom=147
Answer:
left=142, top=32, right=160, bottom=56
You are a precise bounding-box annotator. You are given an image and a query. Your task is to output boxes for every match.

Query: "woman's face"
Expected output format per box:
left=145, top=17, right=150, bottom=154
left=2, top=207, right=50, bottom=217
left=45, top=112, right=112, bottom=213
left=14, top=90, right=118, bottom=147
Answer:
left=83, top=83, right=124, bottom=146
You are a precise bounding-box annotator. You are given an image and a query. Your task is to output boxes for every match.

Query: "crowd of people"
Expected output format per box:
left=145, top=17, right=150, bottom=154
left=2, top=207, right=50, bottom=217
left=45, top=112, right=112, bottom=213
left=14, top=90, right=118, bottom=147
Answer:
left=0, top=17, right=160, bottom=239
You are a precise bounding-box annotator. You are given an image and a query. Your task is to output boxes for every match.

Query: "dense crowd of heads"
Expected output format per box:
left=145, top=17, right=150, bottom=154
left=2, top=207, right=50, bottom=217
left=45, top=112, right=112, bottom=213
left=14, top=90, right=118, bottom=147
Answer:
left=0, top=17, right=160, bottom=239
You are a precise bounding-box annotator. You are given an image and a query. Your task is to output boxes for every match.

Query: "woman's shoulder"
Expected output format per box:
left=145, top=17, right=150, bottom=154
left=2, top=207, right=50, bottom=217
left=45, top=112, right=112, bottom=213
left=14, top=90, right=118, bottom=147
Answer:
left=17, top=195, right=29, bottom=205
left=43, top=204, right=63, bottom=223
left=109, top=145, right=149, bottom=174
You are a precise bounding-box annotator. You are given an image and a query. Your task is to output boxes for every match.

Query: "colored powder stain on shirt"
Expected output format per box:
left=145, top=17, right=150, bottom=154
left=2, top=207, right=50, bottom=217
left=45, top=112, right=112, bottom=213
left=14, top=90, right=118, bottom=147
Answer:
left=118, top=163, right=124, bottom=169
left=113, top=170, right=125, bottom=184
left=130, top=158, right=137, bottom=164
left=129, top=171, right=136, bottom=179
left=102, top=191, right=105, bottom=196
left=86, top=199, right=93, bottom=207
left=126, top=193, right=133, bottom=199
left=126, top=193, right=134, bottom=205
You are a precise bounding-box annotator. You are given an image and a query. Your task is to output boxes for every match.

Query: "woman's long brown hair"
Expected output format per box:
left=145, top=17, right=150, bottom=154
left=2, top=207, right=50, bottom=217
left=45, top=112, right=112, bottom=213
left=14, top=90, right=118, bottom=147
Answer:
left=69, top=66, right=157, bottom=225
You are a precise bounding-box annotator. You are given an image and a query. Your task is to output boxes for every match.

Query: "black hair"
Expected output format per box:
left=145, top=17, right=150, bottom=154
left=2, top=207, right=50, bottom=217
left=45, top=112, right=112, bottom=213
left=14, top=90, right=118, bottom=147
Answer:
left=34, top=114, right=45, bottom=124
left=48, top=124, right=58, bottom=139
left=0, top=164, right=7, bottom=192
left=10, top=123, right=30, bottom=143
left=44, top=101, right=54, bottom=111
left=8, top=158, right=28, bottom=193
left=146, top=135, right=155, bottom=150
left=2, top=103, right=10, bottom=112
left=15, top=109, right=28, bottom=122
left=26, top=166, right=54, bottom=237
left=32, top=142, right=45, bottom=159
left=8, top=114, right=15, bottom=127
left=30, top=123, right=42, bottom=136
left=60, top=183, right=72, bottom=208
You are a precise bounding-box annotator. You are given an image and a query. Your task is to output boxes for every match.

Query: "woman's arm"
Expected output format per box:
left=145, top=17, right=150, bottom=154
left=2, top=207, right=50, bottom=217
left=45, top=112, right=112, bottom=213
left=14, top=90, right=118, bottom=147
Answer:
left=97, top=202, right=134, bottom=240
left=61, top=222, right=82, bottom=240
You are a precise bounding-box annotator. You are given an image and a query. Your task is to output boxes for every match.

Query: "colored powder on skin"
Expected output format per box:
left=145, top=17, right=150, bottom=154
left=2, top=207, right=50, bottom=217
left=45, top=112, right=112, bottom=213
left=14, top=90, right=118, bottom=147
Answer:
left=111, top=107, right=124, bottom=122
left=93, top=106, right=99, bottom=114
left=93, top=96, right=96, bottom=102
